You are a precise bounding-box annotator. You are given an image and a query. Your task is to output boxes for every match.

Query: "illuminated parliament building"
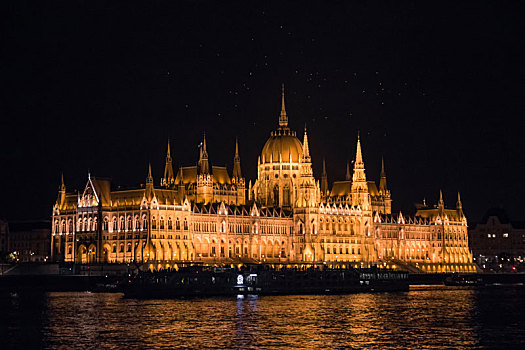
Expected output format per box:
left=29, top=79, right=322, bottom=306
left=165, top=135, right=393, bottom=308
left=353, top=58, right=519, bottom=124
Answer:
left=51, top=87, right=476, bottom=273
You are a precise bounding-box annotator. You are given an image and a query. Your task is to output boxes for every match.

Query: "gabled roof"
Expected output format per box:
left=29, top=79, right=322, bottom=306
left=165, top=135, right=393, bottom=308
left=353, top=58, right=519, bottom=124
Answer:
left=174, top=165, right=232, bottom=185
left=175, top=166, right=198, bottom=185
left=212, top=166, right=231, bottom=184
left=330, top=180, right=380, bottom=197
left=330, top=180, right=351, bottom=197
left=90, top=178, right=111, bottom=206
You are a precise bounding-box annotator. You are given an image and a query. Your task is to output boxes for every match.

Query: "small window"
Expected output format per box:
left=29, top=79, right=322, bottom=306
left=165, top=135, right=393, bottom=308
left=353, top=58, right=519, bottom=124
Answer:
left=503, top=233, right=509, bottom=238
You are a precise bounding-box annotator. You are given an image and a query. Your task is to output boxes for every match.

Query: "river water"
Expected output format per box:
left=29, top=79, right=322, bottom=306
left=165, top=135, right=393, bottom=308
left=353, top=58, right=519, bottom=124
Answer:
left=1, top=285, right=524, bottom=349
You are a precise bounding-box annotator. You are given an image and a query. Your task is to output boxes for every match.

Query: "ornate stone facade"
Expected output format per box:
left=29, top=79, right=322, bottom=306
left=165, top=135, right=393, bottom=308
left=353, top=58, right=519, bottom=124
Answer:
left=51, top=87, right=476, bottom=273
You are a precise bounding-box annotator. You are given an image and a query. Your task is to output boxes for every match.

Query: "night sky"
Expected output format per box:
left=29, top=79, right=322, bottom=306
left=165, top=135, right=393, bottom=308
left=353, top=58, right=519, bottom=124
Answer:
left=2, top=1, right=524, bottom=223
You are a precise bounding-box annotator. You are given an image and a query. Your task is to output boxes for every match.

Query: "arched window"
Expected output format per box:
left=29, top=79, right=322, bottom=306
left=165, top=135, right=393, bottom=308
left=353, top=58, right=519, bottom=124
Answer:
left=68, top=219, right=73, bottom=233
left=93, top=217, right=97, bottom=231
left=54, top=220, right=59, bottom=234
left=183, top=218, right=188, bottom=230
left=112, top=217, right=117, bottom=232
left=135, top=216, right=140, bottom=231
left=67, top=245, right=72, bottom=255
left=112, top=244, right=117, bottom=253
left=82, top=218, right=87, bottom=231
left=283, top=185, right=290, bottom=207
left=168, top=217, right=173, bottom=230
left=160, top=217, right=165, bottom=230
left=61, top=220, right=66, bottom=233
left=103, top=217, right=108, bottom=231
left=127, top=216, right=132, bottom=231
left=176, top=218, right=180, bottom=230
left=87, top=218, right=92, bottom=231
left=142, top=216, right=148, bottom=230
left=299, top=223, right=304, bottom=234
left=127, top=243, right=132, bottom=253
left=119, top=217, right=124, bottom=232
left=273, top=185, right=279, bottom=206
left=151, top=217, right=157, bottom=230
left=119, top=243, right=124, bottom=253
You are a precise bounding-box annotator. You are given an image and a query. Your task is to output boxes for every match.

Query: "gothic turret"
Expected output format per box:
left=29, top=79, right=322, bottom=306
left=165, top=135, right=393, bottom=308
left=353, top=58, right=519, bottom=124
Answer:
left=56, top=173, right=66, bottom=209
left=379, top=157, right=387, bottom=194
left=302, top=126, right=311, bottom=162
left=198, top=134, right=210, bottom=174
left=145, top=163, right=154, bottom=201
left=161, top=139, right=175, bottom=187
left=321, top=158, right=328, bottom=196
left=438, top=189, right=444, bottom=209
left=456, top=192, right=463, bottom=216
left=351, top=134, right=369, bottom=209
left=232, top=138, right=242, bottom=180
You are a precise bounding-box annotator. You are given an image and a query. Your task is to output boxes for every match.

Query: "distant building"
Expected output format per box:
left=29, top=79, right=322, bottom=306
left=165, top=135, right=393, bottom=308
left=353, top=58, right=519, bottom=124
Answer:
left=9, top=221, right=51, bottom=262
left=469, top=208, right=525, bottom=260
left=51, top=86, right=476, bottom=273
left=0, top=219, right=8, bottom=253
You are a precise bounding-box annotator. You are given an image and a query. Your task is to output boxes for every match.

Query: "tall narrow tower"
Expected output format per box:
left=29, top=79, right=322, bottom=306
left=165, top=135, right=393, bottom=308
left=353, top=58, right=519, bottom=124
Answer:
left=232, top=138, right=242, bottom=180
left=232, top=138, right=246, bottom=205
left=321, top=158, right=328, bottom=198
left=198, top=134, right=210, bottom=175
left=161, top=139, right=175, bottom=187
left=350, top=134, right=370, bottom=209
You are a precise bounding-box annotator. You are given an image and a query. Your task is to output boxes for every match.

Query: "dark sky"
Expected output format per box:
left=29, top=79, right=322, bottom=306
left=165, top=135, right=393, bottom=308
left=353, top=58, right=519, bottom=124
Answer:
left=2, top=1, right=524, bottom=223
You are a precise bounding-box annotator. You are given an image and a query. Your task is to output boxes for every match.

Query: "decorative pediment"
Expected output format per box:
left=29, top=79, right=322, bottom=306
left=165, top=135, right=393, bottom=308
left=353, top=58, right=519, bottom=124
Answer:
left=80, top=178, right=99, bottom=208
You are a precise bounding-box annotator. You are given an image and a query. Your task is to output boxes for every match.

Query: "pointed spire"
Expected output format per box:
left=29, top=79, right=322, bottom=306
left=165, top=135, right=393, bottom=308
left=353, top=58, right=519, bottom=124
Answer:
left=233, top=138, right=242, bottom=179
left=355, top=133, right=363, bottom=165
left=438, top=189, right=444, bottom=208
left=350, top=133, right=368, bottom=207
left=199, top=133, right=210, bottom=174
left=145, top=163, right=154, bottom=200
left=60, top=173, right=66, bottom=191
left=278, top=83, right=288, bottom=128
left=162, top=139, right=174, bottom=187
left=456, top=192, right=462, bottom=210
left=303, top=125, right=310, bottom=159
left=346, top=161, right=351, bottom=180
left=321, top=158, right=328, bottom=195
left=147, top=163, right=153, bottom=184
left=379, top=157, right=388, bottom=193
left=57, top=173, right=66, bottom=208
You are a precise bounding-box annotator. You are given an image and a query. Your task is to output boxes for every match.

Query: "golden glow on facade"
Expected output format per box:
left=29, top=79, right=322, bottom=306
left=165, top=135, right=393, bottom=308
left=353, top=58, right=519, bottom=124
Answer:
left=51, top=87, right=476, bottom=273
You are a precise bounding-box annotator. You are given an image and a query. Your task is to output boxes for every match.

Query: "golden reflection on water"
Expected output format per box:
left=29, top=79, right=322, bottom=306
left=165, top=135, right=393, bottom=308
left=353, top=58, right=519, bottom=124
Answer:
left=4, top=285, right=525, bottom=349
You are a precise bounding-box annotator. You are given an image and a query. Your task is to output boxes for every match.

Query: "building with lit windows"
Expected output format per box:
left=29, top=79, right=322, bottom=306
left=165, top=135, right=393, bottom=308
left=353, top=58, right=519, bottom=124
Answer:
left=51, top=87, right=476, bottom=273
left=468, top=208, right=525, bottom=261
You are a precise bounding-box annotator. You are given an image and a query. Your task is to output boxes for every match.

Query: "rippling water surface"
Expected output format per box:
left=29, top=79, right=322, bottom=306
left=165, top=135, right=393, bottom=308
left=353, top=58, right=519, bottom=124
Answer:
left=1, top=285, right=524, bottom=349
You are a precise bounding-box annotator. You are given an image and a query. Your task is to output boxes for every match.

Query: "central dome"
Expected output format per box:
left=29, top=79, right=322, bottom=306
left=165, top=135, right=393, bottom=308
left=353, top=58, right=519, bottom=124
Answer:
left=261, top=132, right=303, bottom=163
left=260, top=84, right=303, bottom=164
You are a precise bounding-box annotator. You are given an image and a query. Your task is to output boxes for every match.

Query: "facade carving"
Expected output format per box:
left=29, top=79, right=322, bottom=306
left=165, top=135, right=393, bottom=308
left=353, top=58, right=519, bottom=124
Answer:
left=51, top=87, right=476, bottom=273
